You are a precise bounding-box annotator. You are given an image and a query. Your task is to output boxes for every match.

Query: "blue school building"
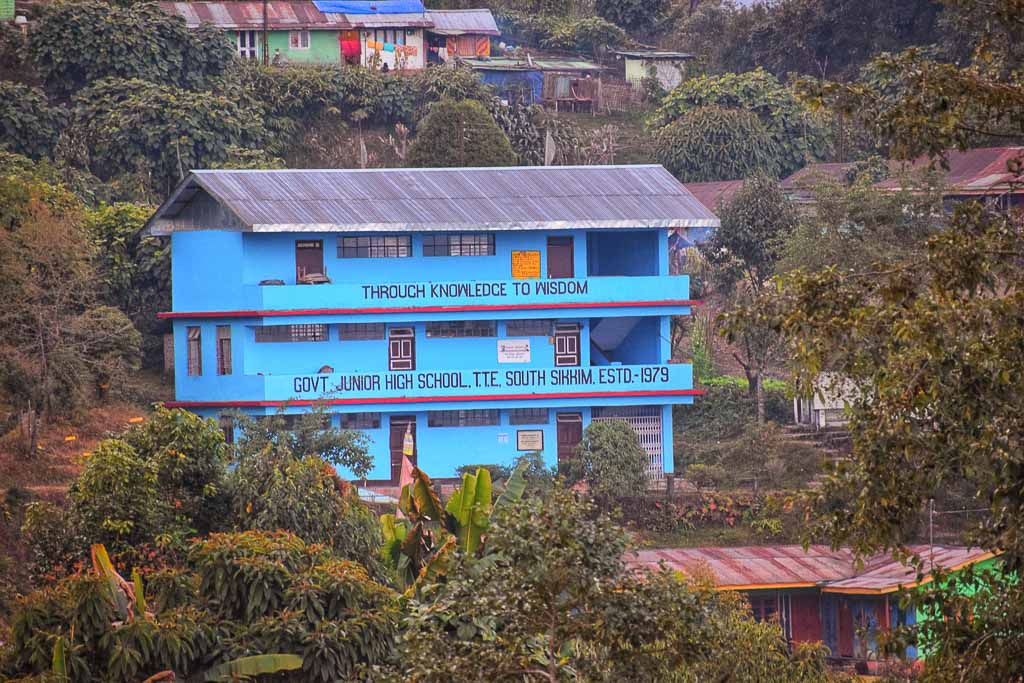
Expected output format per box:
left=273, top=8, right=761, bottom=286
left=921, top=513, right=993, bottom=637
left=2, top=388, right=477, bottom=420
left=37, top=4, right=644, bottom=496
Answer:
left=145, top=166, right=718, bottom=483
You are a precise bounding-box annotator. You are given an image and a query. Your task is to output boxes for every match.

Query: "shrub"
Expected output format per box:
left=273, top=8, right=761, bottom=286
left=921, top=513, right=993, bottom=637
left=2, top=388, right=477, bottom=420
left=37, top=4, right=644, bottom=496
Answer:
left=654, top=105, right=781, bottom=182
left=0, top=82, right=65, bottom=160
left=565, top=419, right=649, bottom=498
left=542, top=16, right=630, bottom=57
left=596, top=0, right=666, bottom=32
left=686, top=463, right=729, bottom=491
left=407, top=98, right=515, bottom=168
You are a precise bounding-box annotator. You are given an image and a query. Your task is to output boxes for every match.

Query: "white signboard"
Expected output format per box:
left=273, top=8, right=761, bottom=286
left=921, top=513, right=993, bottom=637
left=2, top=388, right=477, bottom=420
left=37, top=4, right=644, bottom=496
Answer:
left=498, top=339, right=531, bottom=363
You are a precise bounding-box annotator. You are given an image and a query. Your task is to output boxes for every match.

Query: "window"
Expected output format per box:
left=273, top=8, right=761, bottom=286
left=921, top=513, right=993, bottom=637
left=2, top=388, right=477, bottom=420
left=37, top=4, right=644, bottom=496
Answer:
left=339, top=322, right=386, bottom=341
left=237, top=30, right=258, bottom=59
left=506, top=319, right=553, bottom=337
left=216, top=325, right=232, bottom=375
left=338, top=235, right=411, bottom=258
left=426, top=320, right=496, bottom=338
left=509, top=408, right=548, bottom=425
left=372, top=28, right=406, bottom=45
left=218, top=415, right=234, bottom=444
left=423, top=233, right=495, bottom=256
left=273, top=413, right=331, bottom=430
left=186, top=326, right=202, bottom=376
left=341, top=412, right=382, bottom=429
left=254, top=324, right=328, bottom=343
left=750, top=596, right=778, bottom=624
left=289, top=30, right=310, bottom=49
left=428, top=409, right=500, bottom=427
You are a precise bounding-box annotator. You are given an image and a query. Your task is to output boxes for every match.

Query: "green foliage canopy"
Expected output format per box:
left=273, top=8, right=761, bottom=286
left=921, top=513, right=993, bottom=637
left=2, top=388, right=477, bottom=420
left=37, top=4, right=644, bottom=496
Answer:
left=407, top=98, right=515, bottom=168
left=0, top=82, right=65, bottom=160
left=565, top=419, right=649, bottom=498
left=596, top=0, right=666, bottom=32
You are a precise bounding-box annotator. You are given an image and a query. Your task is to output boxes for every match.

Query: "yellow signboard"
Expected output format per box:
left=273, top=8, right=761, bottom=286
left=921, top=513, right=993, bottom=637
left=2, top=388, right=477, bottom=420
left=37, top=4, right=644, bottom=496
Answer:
left=511, top=250, right=541, bottom=279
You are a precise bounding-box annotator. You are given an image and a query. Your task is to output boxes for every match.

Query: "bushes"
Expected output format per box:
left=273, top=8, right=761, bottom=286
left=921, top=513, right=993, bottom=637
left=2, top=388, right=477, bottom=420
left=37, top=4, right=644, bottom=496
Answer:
left=565, top=419, right=649, bottom=497
left=654, top=105, right=780, bottom=182
left=0, top=82, right=65, bottom=160
left=597, top=0, right=666, bottom=32
left=407, top=98, right=515, bottom=168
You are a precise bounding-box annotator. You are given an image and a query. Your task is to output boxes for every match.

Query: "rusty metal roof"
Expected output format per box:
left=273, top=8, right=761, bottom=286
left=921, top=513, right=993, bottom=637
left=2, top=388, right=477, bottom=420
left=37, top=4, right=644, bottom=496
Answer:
left=328, top=10, right=431, bottom=27
left=682, top=180, right=744, bottom=213
left=627, top=545, right=996, bottom=594
left=146, top=166, right=719, bottom=236
left=780, top=162, right=858, bottom=190
left=426, top=9, right=499, bottom=36
left=158, top=1, right=351, bottom=28
left=877, top=147, right=1024, bottom=195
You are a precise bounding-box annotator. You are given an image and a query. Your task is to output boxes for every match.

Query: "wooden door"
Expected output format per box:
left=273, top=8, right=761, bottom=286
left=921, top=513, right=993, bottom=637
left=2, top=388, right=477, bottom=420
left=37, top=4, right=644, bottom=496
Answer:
left=295, top=240, right=323, bottom=281
left=837, top=599, right=854, bottom=658
left=388, top=327, right=415, bottom=371
left=547, top=237, right=574, bottom=278
left=556, top=412, right=583, bottom=468
left=389, top=415, right=416, bottom=482
left=554, top=323, right=580, bottom=367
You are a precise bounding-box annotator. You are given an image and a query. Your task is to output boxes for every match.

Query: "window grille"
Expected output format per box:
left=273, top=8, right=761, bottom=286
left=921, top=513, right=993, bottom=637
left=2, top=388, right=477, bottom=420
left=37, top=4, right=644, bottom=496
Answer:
left=505, top=319, right=553, bottom=337
left=186, top=326, right=202, bottom=376
left=426, top=320, right=496, bottom=338
left=338, top=235, right=412, bottom=258
left=216, top=325, right=232, bottom=375
left=509, top=408, right=549, bottom=425
left=339, top=322, right=386, bottom=340
left=341, top=412, right=382, bottom=429
left=289, top=30, right=310, bottom=49
left=254, top=324, right=328, bottom=343
left=592, top=406, right=664, bottom=479
left=428, top=409, right=500, bottom=427
left=423, top=233, right=495, bottom=256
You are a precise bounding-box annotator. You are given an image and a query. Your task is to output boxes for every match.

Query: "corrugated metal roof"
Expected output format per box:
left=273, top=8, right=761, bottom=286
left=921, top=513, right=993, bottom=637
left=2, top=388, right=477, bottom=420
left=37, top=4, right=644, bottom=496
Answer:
left=615, top=50, right=695, bottom=60
left=682, top=180, right=744, bottom=213
left=460, top=57, right=604, bottom=72
left=146, top=166, right=719, bottom=235
left=876, top=146, right=1024, bottom=195
left=627, top=544, right=996, bottom=594
left=780, top=162, right=858, bottom=190
left=426, top=9, right=499, bottom=36
left=329, top=10, right=430, bottom=27
left=158, top=1, right=351, bottom=28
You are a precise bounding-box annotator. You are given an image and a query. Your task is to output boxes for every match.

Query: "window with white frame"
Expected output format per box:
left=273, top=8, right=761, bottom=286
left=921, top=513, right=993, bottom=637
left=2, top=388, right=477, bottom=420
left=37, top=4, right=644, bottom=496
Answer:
left=237, top=30, right=258, bottom=59
left=289, top=30, right=311, bottom=49
left=372, top=28, right=406, bottom=45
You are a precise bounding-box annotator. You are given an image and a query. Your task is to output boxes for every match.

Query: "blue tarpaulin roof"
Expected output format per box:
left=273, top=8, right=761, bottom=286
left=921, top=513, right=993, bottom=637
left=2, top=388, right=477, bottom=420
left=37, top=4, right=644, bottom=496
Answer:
left=313, top=0, right=423, bottom=14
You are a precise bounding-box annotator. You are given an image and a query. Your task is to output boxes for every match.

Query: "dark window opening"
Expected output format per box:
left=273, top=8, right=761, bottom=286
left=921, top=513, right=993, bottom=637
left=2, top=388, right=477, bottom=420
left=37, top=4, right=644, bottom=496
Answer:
left=341, top=412, right=382, bottom=429
left=255, top=324, right=329, bottom=343
left=187, top=326, right=202, bottom=376
left=216, top=325, right=232, bottom=375
left=505, top=319, right=553, bottom=337
left=339, top=322, right=386, bottom=341
left=338, top=235, right=412, bottom=259
left=423, top=233, right=495, bottom=256
left=509, top=408, right=549, bottom=425
left=428, top=409, right=500, bottom=427
left=426, top=320, right=497, bottom=338
left=218, top=415, right=234, bottom=444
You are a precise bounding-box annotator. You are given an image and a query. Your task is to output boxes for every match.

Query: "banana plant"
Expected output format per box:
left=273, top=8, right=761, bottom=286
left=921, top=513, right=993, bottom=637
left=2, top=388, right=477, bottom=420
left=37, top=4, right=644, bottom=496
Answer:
left=380, top=462, right=528, bottom=592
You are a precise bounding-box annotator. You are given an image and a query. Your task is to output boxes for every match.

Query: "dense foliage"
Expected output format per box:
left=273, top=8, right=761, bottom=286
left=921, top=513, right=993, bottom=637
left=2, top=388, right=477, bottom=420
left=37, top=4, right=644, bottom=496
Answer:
left=29, top=0, right=234, bottom=97
left=654, top=105, right=779, bottom=182
left=565, top=419, right=649, bottom=498
left=407, top=99, right=515, bottom=168
left=652, top=69, right=831, bottom=178
left=0, top=82, right=64, bottom=160
left=596, top=0, right=665, bottom=32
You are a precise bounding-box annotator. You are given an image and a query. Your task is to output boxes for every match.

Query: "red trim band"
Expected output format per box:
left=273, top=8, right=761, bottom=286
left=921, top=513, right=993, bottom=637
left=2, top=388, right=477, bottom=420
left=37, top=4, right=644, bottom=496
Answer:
left=157, top=299, right=701, bottom=320
left=162, top=389, right=704, bottom=409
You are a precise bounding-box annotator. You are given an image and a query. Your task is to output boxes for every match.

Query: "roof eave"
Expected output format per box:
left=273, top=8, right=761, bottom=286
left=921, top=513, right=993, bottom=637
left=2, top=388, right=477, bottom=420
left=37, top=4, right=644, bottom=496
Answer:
left=249, top=219, right=721, bottom=232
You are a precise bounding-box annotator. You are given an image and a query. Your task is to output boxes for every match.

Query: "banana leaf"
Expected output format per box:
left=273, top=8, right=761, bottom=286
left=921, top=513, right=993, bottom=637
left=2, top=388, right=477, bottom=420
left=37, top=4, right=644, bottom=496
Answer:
left=91, top=544, right=131, bottom=620
left=494, top=460, right=528, bottom=515
left=445, top=468, right=492, bottom=554
left=131, top=568, right=148, bottom=618
left=198, top=654, right=303, bottom=682
left=51, top=639, right=67, bottom=680
left=409, top=467, right=445, bottom=522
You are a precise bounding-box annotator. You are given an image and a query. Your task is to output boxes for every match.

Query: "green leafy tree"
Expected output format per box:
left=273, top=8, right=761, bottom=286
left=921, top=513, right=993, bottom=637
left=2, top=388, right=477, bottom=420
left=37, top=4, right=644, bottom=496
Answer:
left=654, top=105, right=780, bottom=182
left=407, top=99, right=515, bottom=168
left=73, top=78, right=267, bottom=198
left=565, top=419, right=649, bottom=498
left=542, top=16, right=630, bottom=58
left=597, top=0, right=666, bottom=32
left=28, top=0, right=234, bottom=97
left=0, top=82, right=65, bottom=160
left=652, top=69, right=831, bottom=177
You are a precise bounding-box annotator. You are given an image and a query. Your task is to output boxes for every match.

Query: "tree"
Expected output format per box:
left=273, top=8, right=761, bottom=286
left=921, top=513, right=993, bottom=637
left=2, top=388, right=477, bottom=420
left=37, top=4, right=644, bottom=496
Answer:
left=652, top=69, right=831, bottom=177
left=0, top=82, right=65, bottom=160
left=654, top=106, right=780, bottom=182
left=565, top=419, right=649, bottom=498
left=0, top=195, right=140, bottom=455
left=779, top=202, right=1024, bottom=682
left=703, top=175, right=798, bottom=421
left=407, top=99, right=515, bottom=168
left=28, top=0, right=234, bottom=97
left=74, top=78, right=268, bottom=199
left=597, top=0, right=666, bottom=32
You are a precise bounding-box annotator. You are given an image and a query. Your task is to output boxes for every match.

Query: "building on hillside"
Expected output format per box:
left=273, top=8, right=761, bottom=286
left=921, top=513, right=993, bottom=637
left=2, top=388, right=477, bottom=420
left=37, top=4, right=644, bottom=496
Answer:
left=157, top=0, right=498, bottom=69
left=792, top=371, right=855, bottom=430
left=614, top=49, right=695, bottom=91
left=628, top=545, right=1000, bottom=666
left=876, top=146, right=1024, bottom=208
left=145, top=165, right=718, bottom=485
left=459, top=57, right=605, bottom=109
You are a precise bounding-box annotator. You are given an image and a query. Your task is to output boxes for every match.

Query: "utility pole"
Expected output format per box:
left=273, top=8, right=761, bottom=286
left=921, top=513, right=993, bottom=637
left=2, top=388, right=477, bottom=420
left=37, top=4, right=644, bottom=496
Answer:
left=262, top=0, right=269, bottom=66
